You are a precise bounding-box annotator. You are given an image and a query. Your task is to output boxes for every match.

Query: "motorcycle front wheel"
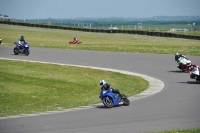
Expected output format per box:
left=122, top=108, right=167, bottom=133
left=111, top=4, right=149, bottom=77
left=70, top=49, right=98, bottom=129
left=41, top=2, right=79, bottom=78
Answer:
left=102, top=96, right=114, bottom=108
left=24, top=50, right=30, bottom=56
left=123, top=98, right=130, bottom=106
left=196, top=76, right=200, bottom=82
left=13, top=47, right=19, bottom=55
left=121, top=94, right=130, bottom=106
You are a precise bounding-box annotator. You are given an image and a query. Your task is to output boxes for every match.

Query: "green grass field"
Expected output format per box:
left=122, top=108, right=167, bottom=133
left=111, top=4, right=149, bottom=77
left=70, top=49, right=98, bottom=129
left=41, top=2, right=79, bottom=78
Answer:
left=149, top=128, right=200, bottom=133
left=0, top=24, right=200, bottom=56
left=0, top=59, right=148, bottom=117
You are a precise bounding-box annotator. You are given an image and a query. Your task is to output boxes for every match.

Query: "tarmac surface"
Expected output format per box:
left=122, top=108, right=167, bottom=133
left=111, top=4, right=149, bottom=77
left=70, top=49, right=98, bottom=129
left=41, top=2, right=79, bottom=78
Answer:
left=0, top=46, right=200, bottom=133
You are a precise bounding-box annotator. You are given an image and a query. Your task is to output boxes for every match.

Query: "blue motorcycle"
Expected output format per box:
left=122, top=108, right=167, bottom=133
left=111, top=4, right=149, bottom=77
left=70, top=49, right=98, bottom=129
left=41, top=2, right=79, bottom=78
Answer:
left=99, top=89, right=130, bottom=108
left=14, top=42, right=30, bottom=56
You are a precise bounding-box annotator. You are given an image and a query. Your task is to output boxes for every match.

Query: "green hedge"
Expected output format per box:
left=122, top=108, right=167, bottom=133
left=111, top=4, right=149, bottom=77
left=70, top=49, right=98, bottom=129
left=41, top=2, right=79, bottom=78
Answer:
left=160, top=32, right=165, bottom=37
left=141, top=31, right=146, bottom=35
left=155, top=32, right=160, bottom=36
left=146, top=31, right=151, bottom=36
left=0, top=20, right=199, bottom=40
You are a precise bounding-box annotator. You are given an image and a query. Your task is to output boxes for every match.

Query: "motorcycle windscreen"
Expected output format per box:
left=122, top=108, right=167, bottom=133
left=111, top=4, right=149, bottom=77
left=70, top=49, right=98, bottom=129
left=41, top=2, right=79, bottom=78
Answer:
left=191, top=67, right=200, bottom=75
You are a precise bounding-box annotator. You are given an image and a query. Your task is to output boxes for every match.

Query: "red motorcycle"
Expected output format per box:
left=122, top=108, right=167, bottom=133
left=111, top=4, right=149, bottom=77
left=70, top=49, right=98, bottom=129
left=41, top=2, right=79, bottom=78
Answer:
left=69, top=40, right=82, bottom=44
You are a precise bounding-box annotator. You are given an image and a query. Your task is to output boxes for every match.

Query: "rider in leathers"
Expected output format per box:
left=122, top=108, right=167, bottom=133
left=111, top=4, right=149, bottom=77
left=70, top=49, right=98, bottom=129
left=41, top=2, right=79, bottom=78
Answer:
left=18, top=36, right=26, bottom=49
left=175, top=52, right=189, bottom=70
left=175, top=52, right=188, bottom=62
left=100, top=80, right=122, bottom=98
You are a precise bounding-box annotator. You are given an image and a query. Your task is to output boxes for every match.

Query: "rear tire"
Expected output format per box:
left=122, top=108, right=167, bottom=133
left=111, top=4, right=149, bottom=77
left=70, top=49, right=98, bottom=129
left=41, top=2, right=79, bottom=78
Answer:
left=102, top=96, right=114, bottom=108
left=196, top=76, right=200, bottom=82
left=13, top=47, right=19, bottom=55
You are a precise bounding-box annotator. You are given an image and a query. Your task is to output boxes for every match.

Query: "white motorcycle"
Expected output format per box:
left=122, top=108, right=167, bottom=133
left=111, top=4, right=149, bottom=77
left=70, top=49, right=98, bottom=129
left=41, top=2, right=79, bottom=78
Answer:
left=189, top=65, right=200, bottom=82
left=176, top=57, right=191, bottom=71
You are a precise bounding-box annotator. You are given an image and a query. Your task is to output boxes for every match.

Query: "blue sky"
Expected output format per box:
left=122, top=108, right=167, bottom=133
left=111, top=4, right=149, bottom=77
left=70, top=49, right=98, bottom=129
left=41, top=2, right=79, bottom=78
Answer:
left=0, top=0, right=200, bottom=19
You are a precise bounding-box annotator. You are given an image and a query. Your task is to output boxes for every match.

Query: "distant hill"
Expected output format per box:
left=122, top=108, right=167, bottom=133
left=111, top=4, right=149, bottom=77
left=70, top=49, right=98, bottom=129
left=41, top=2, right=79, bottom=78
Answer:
left=149, top=16, right=200, bottom=21
left=14, top=16, right=200, bottom=28
left=65, top=16, right=200, bottom=21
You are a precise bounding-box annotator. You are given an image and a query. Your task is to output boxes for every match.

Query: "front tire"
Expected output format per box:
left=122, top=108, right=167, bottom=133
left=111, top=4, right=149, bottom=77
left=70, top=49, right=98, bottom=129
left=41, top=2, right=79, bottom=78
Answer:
left=121, top=94, right=130, bottom=106
left=190, top=74, right=196, bottom=79
left=24, top=50, right=29, bottom=56
left=13, top=47, right=19, bottom=55
left=196, top=76, right=200, bottom=82
left=102, top=96, right=114, bottom=108
left=123, top=98, right=130, bottom=106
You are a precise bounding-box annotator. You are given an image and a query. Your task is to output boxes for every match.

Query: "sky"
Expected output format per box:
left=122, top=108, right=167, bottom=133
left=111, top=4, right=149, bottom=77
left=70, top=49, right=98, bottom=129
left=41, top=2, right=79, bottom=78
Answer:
left=0, top=0, right=200, bottom=19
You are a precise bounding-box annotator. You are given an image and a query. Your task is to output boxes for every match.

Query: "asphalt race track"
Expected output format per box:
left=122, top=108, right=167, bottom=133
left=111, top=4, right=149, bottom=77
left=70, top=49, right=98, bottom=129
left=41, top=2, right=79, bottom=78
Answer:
left=0, top=46, right=200, bottom=133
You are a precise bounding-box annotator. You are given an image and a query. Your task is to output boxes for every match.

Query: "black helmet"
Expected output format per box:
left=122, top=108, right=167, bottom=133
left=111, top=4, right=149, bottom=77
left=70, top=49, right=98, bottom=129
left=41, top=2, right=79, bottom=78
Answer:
left=21, top=36, right=24, bottom=40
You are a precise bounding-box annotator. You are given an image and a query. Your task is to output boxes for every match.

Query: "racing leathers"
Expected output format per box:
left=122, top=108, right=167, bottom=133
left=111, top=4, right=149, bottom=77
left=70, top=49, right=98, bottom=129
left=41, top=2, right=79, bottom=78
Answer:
left=18, top=38, right=26, bottom=49
left=175, top=54, right=189, bottom=70
left=100, top=83, right=122, bottom=97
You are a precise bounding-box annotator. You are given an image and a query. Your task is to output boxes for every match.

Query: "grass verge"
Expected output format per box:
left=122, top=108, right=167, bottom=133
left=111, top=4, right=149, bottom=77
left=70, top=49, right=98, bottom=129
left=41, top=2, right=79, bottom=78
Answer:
left=148, top=128, right=200, bottom=133
left=0, top=59, right=148, bottom=117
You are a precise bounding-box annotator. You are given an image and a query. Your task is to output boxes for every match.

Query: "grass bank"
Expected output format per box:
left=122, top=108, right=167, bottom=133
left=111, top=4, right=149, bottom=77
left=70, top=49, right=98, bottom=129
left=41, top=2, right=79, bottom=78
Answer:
left=0, top=59, right=148, bottom=117
left=150, top=128, right=200, bottom=133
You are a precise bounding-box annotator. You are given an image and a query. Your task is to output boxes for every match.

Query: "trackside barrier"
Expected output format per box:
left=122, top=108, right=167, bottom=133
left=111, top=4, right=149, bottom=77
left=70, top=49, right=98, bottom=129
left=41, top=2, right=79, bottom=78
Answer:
left=0, top=20, right=199, bottom=40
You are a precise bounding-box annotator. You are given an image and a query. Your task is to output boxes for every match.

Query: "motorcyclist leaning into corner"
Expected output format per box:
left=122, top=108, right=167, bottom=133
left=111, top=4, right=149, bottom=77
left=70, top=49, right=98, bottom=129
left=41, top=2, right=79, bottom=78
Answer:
left=175, top=52, right=188, bottom=62
left=99, top=80, right=122, bottom=98
left=73, top=37, right=79, bottom=44
left=175, top=52, right=190, bottom=69
left=18, top=36, right=26, bottom=49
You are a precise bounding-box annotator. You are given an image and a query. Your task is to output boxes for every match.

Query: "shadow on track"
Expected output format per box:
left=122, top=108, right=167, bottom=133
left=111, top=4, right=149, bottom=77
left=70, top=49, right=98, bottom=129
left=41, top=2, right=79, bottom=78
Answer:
left=187, top=81, right=200, bottom=84
left=11, top=54, right=27, bottom=56
left=177, top=81, right=200, bottom=84
left=168, top=70, right=187, bottom=73
left=95, top=105, right=123, bottom=109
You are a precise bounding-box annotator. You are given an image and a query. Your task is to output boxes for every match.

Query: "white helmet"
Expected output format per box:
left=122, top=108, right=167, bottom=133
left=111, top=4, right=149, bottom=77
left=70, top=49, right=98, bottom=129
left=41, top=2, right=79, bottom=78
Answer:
left=186, top=60, right=191, bottom=66
left=100, top=80, right=106, bottom=86
left=175, top=52, right=180, bottom=56
left=175, top=52, right=181, bottom=61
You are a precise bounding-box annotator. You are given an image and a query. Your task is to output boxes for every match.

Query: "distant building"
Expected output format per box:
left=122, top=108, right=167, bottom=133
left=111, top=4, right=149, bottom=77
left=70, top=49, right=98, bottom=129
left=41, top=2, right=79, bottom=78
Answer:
left=108, top=24, right=118, bottom=30
left=170, top=28, right=188, bottom=32
left=0, top=14, right=10, bottom=21
left=83, top=23, right=91, bottom=28
left=108, top=27, right=118, bottom=30
left=0, top=14, right=3, bottom=20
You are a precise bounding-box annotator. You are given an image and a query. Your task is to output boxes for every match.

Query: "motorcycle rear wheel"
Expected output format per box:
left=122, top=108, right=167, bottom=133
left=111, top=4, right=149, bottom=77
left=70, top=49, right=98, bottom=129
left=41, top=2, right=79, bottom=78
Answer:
left=13, top=47, right=19, bottom=55
left=102, top=96, right=114, bottom=108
